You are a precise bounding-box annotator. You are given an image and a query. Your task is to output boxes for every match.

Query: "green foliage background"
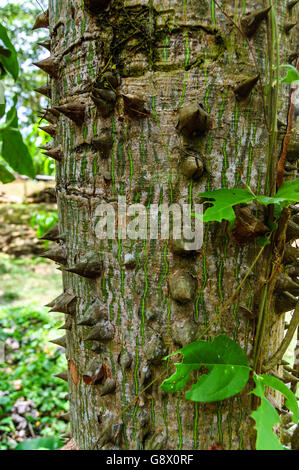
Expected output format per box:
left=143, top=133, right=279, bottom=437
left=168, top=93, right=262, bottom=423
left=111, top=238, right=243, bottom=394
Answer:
left=0, top=0, right=54, bottom=181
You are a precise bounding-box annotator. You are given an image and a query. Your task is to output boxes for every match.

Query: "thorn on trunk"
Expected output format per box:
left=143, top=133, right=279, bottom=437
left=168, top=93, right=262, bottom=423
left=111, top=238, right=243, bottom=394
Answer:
left=53, top=101, right=85, bottom=125
left=234, top=75, right=260, bottom=101
left=287, top=0, right=299, bottom=11
left=43, top=146, right=63, bottom=162
left=101, top=377, right=116, bottom=396
left=168, top=270, right=197, bottom=303
left=286, top=219, right=299, bottom=242
left=49, top=291, right=77, bottom=315
left=50, top=335, right=67, bottom=348
left=64, top=250, right=103, bottom=279
left=85, top=321, right=115, bottom=342
left=176, top=102, right=212, bottom=138
left=283, top=245, right=299, bottom=265
left=240, top=6, right=272, bottom=38
left=232, top=207, right=269, bottom=244
left=78, top=299, right=108, bottom=326
left=92, top=130, right=113, bottom=158
left=34, top=84, right=51, bottom=98
left=39, top=224, right=59, bottom=241
left=59, top=316, right=72, bottom=331
left=40, top=245, right=67, bottom=265
left=33, top=57, right=59, bottom=78
left=122, top=94, right=149, bottom=118
left=39, top=125, right=56, bottom=137
left=275, top=273, right=299, bottom=296
left=91, top=88, right=116, bottom=117
left=180, top=151, right=204, bottom=179
left=284, top=22, right=297, bottom=34
left=54, top=370, right=68, bottom=382
left=32, top=10, right=49, bottom=30
left=275, top=291, right=297, bottom=314
left=45, top=292, right=65, bottom=308
left=37, top=40, right=51, bottom=51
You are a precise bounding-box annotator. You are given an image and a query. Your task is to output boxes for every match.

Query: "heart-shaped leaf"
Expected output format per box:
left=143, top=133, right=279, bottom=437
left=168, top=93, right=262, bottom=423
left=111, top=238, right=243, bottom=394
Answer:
left=161, top=335, right=250, bottom=402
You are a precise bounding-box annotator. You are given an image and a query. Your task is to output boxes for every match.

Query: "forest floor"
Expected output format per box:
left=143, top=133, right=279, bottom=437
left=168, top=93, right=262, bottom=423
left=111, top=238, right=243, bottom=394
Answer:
left=0, top=187, right=69, bottom=450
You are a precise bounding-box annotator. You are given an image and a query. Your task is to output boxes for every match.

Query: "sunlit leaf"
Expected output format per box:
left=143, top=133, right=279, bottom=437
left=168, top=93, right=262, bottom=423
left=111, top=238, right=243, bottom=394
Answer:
left=251, top=374, right=284, bottom=450
left=258, top=374, right=299, bottom=424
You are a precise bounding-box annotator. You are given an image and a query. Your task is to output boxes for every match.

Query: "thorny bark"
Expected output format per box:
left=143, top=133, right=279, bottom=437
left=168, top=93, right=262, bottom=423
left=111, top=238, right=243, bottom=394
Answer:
left=37, top=0, right=299, bottom=449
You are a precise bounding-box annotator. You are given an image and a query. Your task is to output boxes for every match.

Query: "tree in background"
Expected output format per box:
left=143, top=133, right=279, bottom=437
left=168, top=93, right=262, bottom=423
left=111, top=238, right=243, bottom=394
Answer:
left=34, top=0, right=299, bottom=450
left=0, top=0, right=57, bottom=182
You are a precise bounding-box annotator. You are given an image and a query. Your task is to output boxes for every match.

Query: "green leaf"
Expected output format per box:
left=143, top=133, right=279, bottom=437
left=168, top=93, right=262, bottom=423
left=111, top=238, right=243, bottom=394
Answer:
left=274, top=177, right=299, bottom=202
left=280, top=65, right=299, bottom=84
left=14, top=436, right=62, bottom=450
left=161, top=335, right=250, bottom=402
left=251, top=374, right=284, bottom=450
left=259, top=374, right=299, bottom=424
left=0, top=25, right=19, bottom=80
left=196, top=188, right=254, bottom=224
left=0, top=162, right=14, bottom=183
left=0, top=82, right=5, bottom=118
left=197, top=178, right=299, bottom=225
left=1, top=128, right=35, bottom=179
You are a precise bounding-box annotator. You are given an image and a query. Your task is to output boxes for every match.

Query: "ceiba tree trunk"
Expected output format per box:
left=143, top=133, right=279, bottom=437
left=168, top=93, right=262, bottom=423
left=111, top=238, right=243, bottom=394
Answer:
left=36, top=0, right=298, bottom=449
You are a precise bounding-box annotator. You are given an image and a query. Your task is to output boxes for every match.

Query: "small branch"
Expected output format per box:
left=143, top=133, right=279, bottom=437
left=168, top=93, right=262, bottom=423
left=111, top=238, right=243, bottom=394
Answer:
left=263, top=302, right=299, bottom=372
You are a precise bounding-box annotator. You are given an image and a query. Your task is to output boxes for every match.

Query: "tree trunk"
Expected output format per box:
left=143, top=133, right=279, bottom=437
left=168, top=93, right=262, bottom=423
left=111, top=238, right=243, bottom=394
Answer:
left=38, top=0, right=297, bottom=449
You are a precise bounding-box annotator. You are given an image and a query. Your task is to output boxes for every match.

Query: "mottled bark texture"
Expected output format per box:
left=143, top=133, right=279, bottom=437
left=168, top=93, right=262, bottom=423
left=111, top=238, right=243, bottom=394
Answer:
left=38, top=0, right=298, bottom=449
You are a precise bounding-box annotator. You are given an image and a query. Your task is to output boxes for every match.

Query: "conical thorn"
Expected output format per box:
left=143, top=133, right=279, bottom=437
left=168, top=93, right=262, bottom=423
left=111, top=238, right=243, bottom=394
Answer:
left=34, top=84, right=51, bottom=98
left=33, top=57, right=59, bottom=78
left=32, top=10, right=49, bottom=30
left=241, top=6, right=272, bottom=38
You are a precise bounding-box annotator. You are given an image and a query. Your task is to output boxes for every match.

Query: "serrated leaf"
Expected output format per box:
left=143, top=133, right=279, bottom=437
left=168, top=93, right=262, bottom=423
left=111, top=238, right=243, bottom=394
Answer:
left=161, top=335, right=250, bottom=402
left=0, top=25, right=19, bottom=80
left=0, top=162, right=14, bottom=183
left=259, top=374, right=299, bottom=424
left=251, top=374, right=283, bottom=450
left=280, top=65, right=299, bottom=84
left=1, top=128, right=35, bottom=179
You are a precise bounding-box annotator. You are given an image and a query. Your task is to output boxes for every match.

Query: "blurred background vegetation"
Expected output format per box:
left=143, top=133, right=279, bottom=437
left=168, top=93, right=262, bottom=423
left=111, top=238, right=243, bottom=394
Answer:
left=0, top=0, right=69, bottom=450
left=0, top=0, right=55, bottom=179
